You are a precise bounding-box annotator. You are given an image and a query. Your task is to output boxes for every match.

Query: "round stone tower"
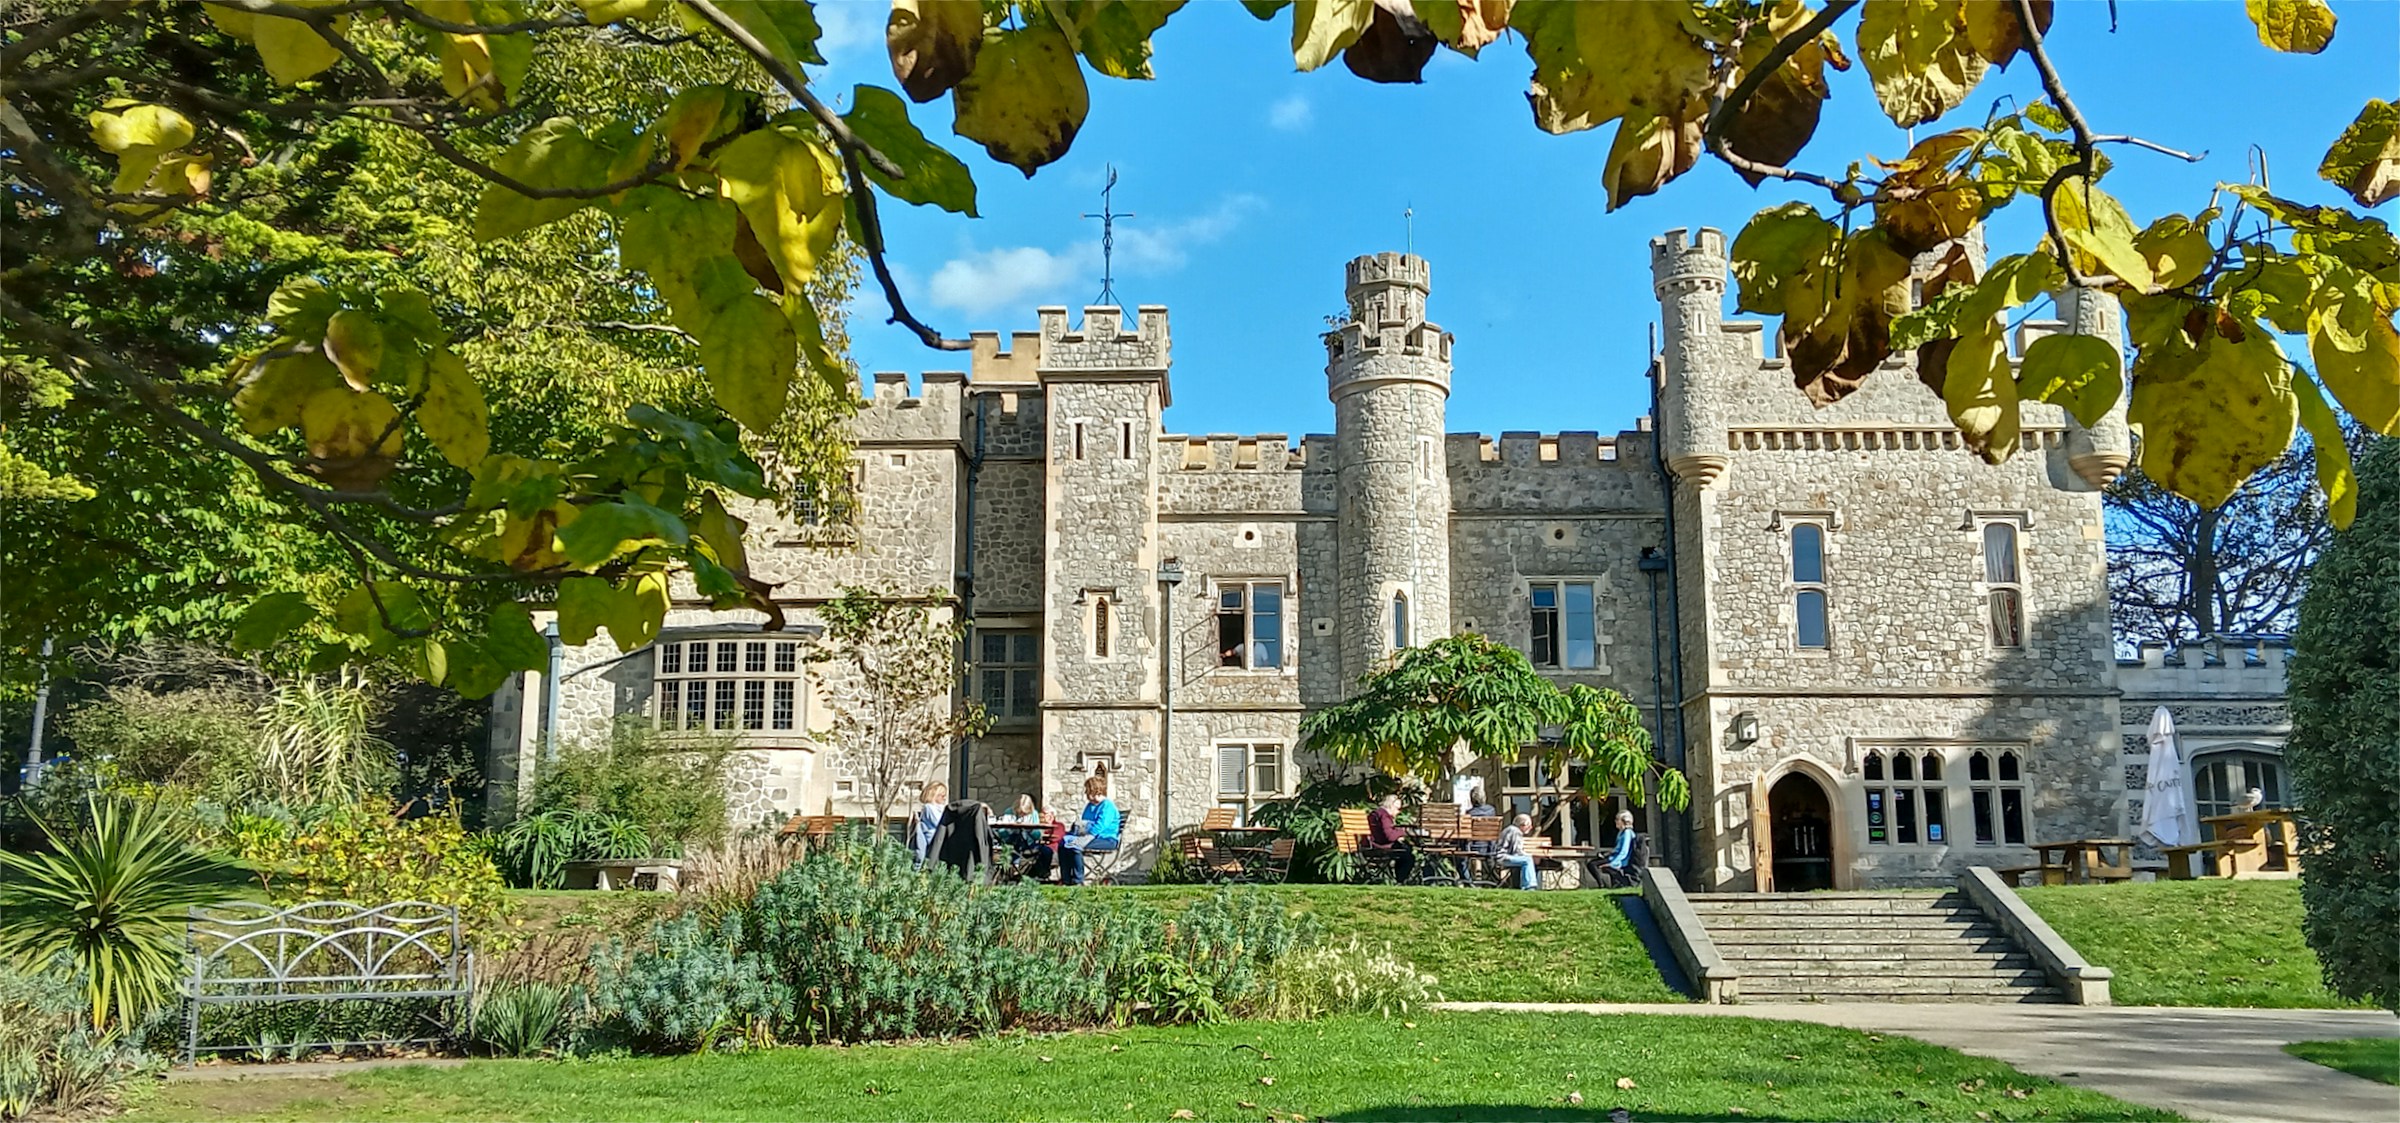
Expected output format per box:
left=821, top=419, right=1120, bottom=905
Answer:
left=2059, top=286, right=2131, bottom=488
left=1650, top=228, right=1730, bottom=487
left=1326, top=252, right=1453, bottom=689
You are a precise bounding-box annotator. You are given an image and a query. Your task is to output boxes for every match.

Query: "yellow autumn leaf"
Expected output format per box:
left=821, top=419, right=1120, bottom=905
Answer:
left=2245, top=0, right=2335, bottom=54
left=248, top=1, right=349, bottom=85
left=2128, top=326, right=2298, bottom=508
left=1292, top=0, right=1374, bottom=71
left=715, top=125, right=845, bottom=291
left=888, top=0, right=986, bottom=102
left=1944, top=316, right=2020, bottom=463
left=2292, top=373, right=2357, bottom=529
left=1856, top=0, right=1989, bottom=129
left=419, top=350, right=490, bottom=469
left=1521, top=0, right=1712, bottom=136
left=2052, top=178, right=2155, bottom=290
left=234, top=354, right=343, bottom=437
left=299, top=385, right=404, bottom=463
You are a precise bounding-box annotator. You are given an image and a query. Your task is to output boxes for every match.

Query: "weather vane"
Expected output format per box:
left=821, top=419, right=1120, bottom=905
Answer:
left=1405, top=202, right=1414, bottom=254
left=1082, top=164, right=1133, bottom=307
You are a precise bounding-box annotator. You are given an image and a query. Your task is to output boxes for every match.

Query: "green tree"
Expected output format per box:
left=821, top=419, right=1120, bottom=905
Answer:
left=810, top=586, right=990, bottom=826
left=1300, top=633, right=1689, bottom=811
left=2284, top=436, right=2397, bottom=1013
left=4, top=0, right=2391, bottom=694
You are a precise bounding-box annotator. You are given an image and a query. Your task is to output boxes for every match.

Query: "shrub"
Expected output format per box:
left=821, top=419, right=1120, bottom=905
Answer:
left=472, top=982, right=576, bottom=1058
left=1261, top=937, right=1442, bottom=1020
left=254, top=674, right=396, bottom=806
left=2287, top=436, right=2399, bottom=1013
left=1165, top=888, right=1317, bottom=1015
left=526, top=722, right=734, bottom=853
left=589, top=913, right=788, bottom=1053
left=237, top=804, right=515, bottom=946
left=0, top=956, right=163, bottom=1121
left=674, top=829, right=807, bottom=922
left=494, top=808, right=656, bottom=889
left=0, top=796, right=240, bottom=1030
left=56, top=685, right=262, bottom=798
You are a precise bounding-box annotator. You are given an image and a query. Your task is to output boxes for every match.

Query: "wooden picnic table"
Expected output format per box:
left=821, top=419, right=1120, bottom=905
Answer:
left=1527, top=844, right=1596, bottom=890
left=2015, top=837, right=2135, bottom=886
left=2169, top=809, right=2303, bottom=879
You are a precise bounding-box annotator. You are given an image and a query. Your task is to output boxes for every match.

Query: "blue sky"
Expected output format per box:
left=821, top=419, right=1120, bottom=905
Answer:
left=805, top=0, right=2397, bottom=440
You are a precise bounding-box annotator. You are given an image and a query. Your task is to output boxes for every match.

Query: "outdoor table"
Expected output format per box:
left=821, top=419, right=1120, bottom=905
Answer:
left=2029, top=838, right=2135, bottom=885
left=2196, top=809, right=2303, bottom=877
left=1527, top=844, right=1595, bottom=890
left=1207, top=825, right=1282, bottom=880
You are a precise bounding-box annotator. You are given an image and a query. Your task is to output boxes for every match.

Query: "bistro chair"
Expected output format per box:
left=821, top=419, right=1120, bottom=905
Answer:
left=1254, top=838, right=1297, bottom=884
left=1179, top=834, right=1245, bottom=883
left=1338, top=807, right=1401, bottom=884
left=1201, top=807, right=1238, bottom=832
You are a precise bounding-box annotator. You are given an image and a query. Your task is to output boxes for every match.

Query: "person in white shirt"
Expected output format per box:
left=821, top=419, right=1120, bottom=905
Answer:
left=1496, top=813, right=1539, bottom=891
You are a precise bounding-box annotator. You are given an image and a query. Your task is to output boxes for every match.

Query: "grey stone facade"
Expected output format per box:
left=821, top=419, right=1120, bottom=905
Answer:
left=492, top=229, right=2216, bottom=891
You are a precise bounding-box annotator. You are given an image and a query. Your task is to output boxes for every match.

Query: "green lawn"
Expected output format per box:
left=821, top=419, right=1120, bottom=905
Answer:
left=2284, top=1038, right=2400, bottom=1086
left=1099, top=885, right=1683, bottom=1004
left=129, top=1012, right=2175, bottom=1122
left=2016, top=880, right=2366, bottom=1008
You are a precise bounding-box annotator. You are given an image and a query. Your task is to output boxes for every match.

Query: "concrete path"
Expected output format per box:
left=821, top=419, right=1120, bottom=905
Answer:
left=1435, top=1001, right=2400, bottom=1123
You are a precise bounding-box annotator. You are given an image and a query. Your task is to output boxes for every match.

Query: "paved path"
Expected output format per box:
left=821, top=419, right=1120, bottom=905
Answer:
left=1435, top=1001, right=2400, bottom=1123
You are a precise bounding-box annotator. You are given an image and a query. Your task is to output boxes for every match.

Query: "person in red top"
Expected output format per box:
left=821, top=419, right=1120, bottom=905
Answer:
left=1366, top=793, right=1416, bottom=882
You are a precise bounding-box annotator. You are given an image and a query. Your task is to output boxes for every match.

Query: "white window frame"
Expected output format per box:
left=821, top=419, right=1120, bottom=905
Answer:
left=654, top=636, right=808, bottom=734
left=1861, top=748, right=1950, bottom=847
left=1213, top=741, right=1288, bottom=823
left=1786, top=520, right=1832, bottom=650
left=1213, top=579, right=1288, bottom=671
left=1977, top=518, right=2028, bottom=649
left=975, top=628, right=1039, bottom=724
left=1526, top=579, right=1600, bottom=669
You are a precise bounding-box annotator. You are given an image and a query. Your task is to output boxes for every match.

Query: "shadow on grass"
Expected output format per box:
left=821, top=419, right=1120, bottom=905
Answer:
left=1324, top=1106, right=1748, bottom=1122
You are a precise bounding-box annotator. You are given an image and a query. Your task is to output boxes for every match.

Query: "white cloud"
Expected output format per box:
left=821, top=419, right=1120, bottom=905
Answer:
left=1268, top=94, right=1313, bottom=132
left=923, top=195, right=1266, bottom=315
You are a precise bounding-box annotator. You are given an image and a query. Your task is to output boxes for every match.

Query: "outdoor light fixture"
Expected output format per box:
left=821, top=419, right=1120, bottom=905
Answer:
left=1637, top=546, right=1669, bottom=573
left=1734, top=710, right=1761, bottom=746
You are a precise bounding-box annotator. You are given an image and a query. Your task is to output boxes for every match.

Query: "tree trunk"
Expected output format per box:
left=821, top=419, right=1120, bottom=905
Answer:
left=2188, top=504, right=2222, bottom=637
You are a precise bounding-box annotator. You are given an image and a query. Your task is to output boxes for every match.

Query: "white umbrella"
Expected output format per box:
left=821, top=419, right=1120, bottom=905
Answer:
left=2139, top=706, right=2196, bottom=850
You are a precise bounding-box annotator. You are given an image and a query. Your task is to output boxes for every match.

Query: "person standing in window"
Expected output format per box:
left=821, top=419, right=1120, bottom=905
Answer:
left=1585, top=810, right=1639, bottom=889
left=1497, top=813, right=1540, bottom=891
left=1057, top=775, right=1120, bottom=886
left=911, top=781, right=949, bottom=868
left=1366, top=793, right=1416, bottom=882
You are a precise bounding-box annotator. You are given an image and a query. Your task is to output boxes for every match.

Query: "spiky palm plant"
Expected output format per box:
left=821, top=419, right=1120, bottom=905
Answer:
left=0, top=797, right=237, bottom=1031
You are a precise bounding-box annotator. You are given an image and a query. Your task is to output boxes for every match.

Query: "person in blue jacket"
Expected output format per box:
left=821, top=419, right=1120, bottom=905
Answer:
left=911, top=780, right=948, bottom=867
left=1057, top=774, right=1120, bottom=886
left=1586, top=809, right=1640, bottom=888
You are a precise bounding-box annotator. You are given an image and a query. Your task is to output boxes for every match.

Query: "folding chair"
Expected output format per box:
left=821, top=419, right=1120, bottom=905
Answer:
left=1201, top=807, right=1238, bottom=832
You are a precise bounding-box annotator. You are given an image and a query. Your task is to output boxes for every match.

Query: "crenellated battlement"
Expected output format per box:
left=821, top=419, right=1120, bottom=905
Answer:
left=1651, top=227, right=1728, bottom=294
left=1345, top=251, right=1430, bottom=296
left=854, top=370, right=966, bottom=444
left=1037, top=305, right=1170, bottom=375
left=968, top=329, right=1044, bottom=383
left=1442, top=429, right=1653, bottom=468
left=1159, top=433, right=1305, bottom=471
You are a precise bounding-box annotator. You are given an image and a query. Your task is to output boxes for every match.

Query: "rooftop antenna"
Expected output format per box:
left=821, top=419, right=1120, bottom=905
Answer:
left=1082, top=164, right=1133, bottom=308
left=1404, top=202, right=1414, bottom=254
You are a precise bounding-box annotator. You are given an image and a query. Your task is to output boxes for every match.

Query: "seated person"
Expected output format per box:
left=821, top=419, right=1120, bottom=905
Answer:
left=1585, top=810, right=1640, bottom=889
left=1057, top=776, right=1121, bottom=886
left=1497, top=813, right=1539, bottom=891
left=1466, top=786, right=1498, bottom=819
left=996, top=793, right=1051, bottom=878
left=911, top=780, right=948, bottom=867
left=1366, top=794, right=1416, bottom=882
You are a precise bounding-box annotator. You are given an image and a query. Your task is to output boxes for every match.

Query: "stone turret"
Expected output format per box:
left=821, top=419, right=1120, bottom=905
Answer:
left=1326, top=252, right=1453, bottom=686
left=2058, top=286, right=2131, bottom=488
left=1651, top=228, right=1730, bottom=487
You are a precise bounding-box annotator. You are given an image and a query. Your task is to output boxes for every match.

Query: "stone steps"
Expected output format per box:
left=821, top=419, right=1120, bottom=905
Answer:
left=1688, top=890, right=2058, bottom=1004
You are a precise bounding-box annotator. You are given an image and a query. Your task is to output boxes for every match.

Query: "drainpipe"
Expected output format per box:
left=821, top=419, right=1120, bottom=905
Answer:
left=24, top=636, right=54, bottom=787
left=1648, top=359, right=1695, bottom=881
left=957, top=393, right=987, bottom=797
left=1156, top=559, right=1185, bottom=850
left=542, top=619, right=562, bottom=768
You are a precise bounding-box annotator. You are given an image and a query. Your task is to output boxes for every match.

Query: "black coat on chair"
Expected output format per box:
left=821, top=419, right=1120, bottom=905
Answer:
left=930, top=800, right=993, bottom=878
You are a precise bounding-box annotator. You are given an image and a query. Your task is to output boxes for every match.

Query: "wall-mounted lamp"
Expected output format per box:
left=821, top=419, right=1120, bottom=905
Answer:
left=1733, top=710, right=1761, bottom=746
left=1637, top=546, right=1669, bottom=574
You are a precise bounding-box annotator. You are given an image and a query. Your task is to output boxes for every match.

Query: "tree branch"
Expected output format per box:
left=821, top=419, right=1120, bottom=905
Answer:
left=1700, top=0, right=1858, bottom=195
left=677, top=0, right=904, bottom=180
left=841, top=148, right=973, bottom=351
left=0, top=1, right=129, bottom=74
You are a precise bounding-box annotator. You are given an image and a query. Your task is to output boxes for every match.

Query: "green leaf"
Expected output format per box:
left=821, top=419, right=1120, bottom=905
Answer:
left=699, top=292, right=797, bottom=433
left=484, top=601, right=551, bottom=672
left=555, top=576, right=613, bottom=645
left=693, top=490, right=751, bottom=573
left=233, top=353, right=343, bottom=437
left=554, top=499, right=691, bottom=567
left=715, top=124, right=845, bottom=291
left=2292, top=373, right=2358, bottom=529
left=2319, top=99, right=2400, bottom=208
left=233, top=591, right=317, bottom=651
left=707, top=0, right=826, bottom=69
left=322, top=307, right=382, bottom=391
left=602, top=572, right=670, bottom=652
left=952, top=25, right=1091, bottom=176
left=1047, top=0, right=1186, bottom=79
left=1241, top=0, right=1292, bottom=18
left=332, top=582, right=430, bottom=650
left=2135, top=212, right=2218, bottom=290
left=444, top=639, right=513, bottom=699
left=2245, top=0, right=2335, bottom=54
left=1291, top=0, right=1374, bottom=71
left=2053, top=177, right=2155, bottom=290
left=2308, top=292, right=2399, bottom=433
left=2128, top=324, right=2299, bottom=508
left=2016, top=332, right=2122, bottom=427
left=1944, top=317, right=2019, bottom=463
left=844, top=85, right=979, bottom=217
left=575, top=0, right=667, bottom=23
left=419, top=349, right=490, bottom=468
left=472, top=118, right=612, bottom=241
left=1855, top=0, right=1990, bottom=129
left=1730, top=202, right=1837, bottom=316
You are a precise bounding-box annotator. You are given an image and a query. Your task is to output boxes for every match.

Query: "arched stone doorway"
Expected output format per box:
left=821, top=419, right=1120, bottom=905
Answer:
left=1766, top=772, right=1835, bottom=892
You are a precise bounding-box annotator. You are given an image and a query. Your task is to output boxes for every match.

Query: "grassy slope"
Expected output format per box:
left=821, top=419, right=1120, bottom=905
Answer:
left=2016, top=880, right=2366, bottom=1008
left=128, top=1012, right=2176, bottom=1123
left=1105, top=885, right=1683, bottom=1004
left=2283, top=1038, right=2400, bottom=1086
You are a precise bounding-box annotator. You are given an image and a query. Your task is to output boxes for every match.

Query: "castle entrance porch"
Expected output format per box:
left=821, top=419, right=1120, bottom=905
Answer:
left=1763, top=772, right=1836, bottom=892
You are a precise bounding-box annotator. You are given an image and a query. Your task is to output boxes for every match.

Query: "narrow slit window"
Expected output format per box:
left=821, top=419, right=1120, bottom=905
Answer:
left=1121, top=420, right=1134, bottom=459
left=1983, top=522, right=2025, bottom=647
left=1073, top=421, right=1085, bottom=460
left=1391, top=591, right=1410, bottom=650
left=1791, top=522, right=1830, bottom=648
left=1091, top=596, right=1112, bottom=659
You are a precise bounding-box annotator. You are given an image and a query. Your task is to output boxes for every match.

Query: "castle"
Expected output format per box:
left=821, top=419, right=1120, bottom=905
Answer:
left=490, top=227, right=2215, bottom=892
